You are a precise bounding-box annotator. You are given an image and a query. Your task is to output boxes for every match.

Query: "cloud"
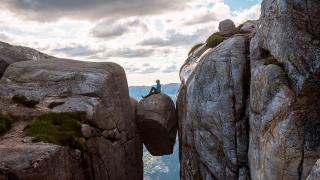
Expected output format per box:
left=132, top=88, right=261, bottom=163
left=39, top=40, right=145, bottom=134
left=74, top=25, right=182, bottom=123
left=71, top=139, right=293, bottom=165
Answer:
left=0, top=33, right=12, bottom=42
left=140, top=67, right=161, bottom=74
left=0, top=0, right=190, bottom=21
left=184, top=11, right=218, bottom=25
left=103, top=48, right=154, bottom=58
left=52, top=44, right=102, bottom=57
left=91, top=19, right=148, bottom=39
left=163, top=64, right=178, bottom=73
left=140, top=29, right=206, bottom=47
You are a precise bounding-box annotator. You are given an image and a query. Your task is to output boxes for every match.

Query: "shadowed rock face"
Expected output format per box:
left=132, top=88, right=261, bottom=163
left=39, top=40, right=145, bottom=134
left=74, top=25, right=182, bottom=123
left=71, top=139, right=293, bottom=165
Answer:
left=137, top=93, right=177, bottom=156
left=0, top=58, right=143, bottom=180
left=249, top=0, right=320, bottom=179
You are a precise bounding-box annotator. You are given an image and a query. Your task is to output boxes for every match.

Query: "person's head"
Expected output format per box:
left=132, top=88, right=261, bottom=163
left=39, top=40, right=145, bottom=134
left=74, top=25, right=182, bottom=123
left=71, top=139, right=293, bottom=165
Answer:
left=156, top=79, right=160, bottom=83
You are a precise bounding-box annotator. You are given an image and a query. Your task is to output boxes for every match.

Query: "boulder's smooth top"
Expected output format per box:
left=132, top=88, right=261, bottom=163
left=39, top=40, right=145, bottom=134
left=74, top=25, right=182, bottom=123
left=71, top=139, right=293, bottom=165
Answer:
left=137, top=93, right=177, bottom=156
left=218, top=19, right=237, bottom=36
left=0, top=41, right=51, bottom=77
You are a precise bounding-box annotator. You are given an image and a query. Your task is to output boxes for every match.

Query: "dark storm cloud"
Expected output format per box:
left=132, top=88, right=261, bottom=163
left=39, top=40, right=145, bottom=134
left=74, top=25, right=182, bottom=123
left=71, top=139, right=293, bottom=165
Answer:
left=91, top=19, right=148, bottom=39
left=0, top=0, right=190, bottom=21
left=139, top=29, right=207, bottom=47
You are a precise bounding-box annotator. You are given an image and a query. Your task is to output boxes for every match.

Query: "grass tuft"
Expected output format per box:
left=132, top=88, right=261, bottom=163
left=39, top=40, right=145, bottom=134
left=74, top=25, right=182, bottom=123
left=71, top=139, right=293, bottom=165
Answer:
left=188, top=43, right=204, bottom=56
left=206, top=32, right=225, bottom=48
left=0, top=113, right=13, bottom=134
left=25, top=112, right=87, bottom=150
left=12, top=94, right=39, bottom=108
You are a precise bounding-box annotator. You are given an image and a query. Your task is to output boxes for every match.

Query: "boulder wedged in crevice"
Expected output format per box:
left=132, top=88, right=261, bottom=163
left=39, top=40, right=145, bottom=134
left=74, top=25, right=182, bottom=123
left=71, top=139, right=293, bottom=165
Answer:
left=137, top=93, right=177, bottom=156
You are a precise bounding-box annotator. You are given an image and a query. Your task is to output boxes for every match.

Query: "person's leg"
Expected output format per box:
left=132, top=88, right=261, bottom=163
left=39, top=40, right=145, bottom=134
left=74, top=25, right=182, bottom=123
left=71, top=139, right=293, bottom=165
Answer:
left=143, top=87, right=157, bottom=98
left=149, top=87, right=156, bottom=94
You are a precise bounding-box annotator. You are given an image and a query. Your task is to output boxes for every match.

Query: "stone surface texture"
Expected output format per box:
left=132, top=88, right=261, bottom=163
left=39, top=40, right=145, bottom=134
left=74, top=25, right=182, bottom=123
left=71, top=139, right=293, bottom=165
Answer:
left=249, top=0, right=320, bottom=179
left=0, top=59, right=143, bottom=180
left=137, top=93, right=177, bottom=156
left=178, top=34, right=251, bottom=180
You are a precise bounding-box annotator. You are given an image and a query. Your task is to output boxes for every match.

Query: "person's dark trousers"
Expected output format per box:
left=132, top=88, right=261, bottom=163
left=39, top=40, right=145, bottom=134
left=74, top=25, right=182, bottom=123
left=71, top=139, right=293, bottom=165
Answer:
left=144, top=87, right=160, bottom=98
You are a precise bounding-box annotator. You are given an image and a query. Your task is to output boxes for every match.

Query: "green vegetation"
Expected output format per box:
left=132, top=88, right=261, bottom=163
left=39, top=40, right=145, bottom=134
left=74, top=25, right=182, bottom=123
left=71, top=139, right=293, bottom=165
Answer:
left=25, top=112, right=86, bottom=150
left=188, top=43, right=204, bottom=56
left=206, top=32, right=225, bottom=48
left=0, top=113, right=13, bottom=134
left=263, top=56, right=283, bottom=67
left=12, top=94, right=39, bottom=108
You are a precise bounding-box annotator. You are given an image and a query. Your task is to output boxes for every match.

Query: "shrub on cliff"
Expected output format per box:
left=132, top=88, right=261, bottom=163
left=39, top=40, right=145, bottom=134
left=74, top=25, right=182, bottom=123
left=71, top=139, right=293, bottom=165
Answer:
left=188, top=43, right=204, bottom=56
left=25, top=112, right=87, bottom=150
left=12, top=94, right=39, bottom=108
left=0, top=113, right=13, bottom=134
left=206, top=32, right=225, bottom=48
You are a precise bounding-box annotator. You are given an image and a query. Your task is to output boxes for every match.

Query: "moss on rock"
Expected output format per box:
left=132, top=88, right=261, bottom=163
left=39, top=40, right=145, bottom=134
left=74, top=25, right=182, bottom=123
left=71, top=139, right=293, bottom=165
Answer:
left=25, top=112, right=87, bottom=150
left=206, top=33, right=225, bottom=48
left=188, top=43, right=204, bottom=56
left=263, top=56, right=283, bottom=67
left=12, top=94, right=39, bottom=108
left=0, top=113, right=13, bottom=134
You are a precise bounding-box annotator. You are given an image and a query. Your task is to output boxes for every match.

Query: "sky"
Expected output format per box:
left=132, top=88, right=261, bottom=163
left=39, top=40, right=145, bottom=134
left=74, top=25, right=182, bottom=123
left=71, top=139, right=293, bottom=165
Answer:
left=0, top=0, right=262, bottom=86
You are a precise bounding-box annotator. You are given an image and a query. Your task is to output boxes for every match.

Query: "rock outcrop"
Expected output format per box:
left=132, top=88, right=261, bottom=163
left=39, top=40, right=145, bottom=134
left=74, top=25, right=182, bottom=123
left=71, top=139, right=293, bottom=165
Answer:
left=0, top=58, right=143, bottom=180
left=218, top=19, right=237, bottom=36
left=306, top=159, right=320, bottom=180
left=177, top=0, right=319, bottom=179
left=178, top=24, right=252, bottom=179
left=137, top=93, right=177, bottom=156
left=0, top=41, right=51, bottom=78
left=249, top=0, right=320, bottom=179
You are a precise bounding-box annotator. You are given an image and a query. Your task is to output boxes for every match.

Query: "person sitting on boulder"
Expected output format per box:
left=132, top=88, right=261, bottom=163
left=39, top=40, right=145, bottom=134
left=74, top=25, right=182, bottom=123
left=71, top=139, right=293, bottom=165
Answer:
left=142, top=79, right=161, bottom=98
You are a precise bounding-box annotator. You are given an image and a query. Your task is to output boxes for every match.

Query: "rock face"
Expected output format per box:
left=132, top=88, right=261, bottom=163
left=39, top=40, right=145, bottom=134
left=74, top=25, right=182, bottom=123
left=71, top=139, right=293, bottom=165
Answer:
left=306, top=160, right=320, bottom=180
left=178, top=34, right=251, bottom=179
left=0, top=58, right=143, bottom=180
left=249, top=0, right=320, bottom=179
left=178, top=0, right=319, bottom=179
left=137, top=93, right=177, bottom=156
left=0, top=41, right=51, bottom=78
left=218, top=19, right=237, bottom=36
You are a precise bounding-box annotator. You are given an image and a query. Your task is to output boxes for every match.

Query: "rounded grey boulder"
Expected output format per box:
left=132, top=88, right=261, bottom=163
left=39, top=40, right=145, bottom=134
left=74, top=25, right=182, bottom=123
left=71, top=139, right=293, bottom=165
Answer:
left=137, top=93, right=177, bottom=156
left=219, top=19, right=237, bottom=36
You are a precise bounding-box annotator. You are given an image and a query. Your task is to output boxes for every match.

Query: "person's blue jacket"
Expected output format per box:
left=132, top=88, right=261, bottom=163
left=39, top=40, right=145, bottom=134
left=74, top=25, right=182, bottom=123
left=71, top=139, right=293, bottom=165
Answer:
left=155, top=82, right=161, bottom=92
